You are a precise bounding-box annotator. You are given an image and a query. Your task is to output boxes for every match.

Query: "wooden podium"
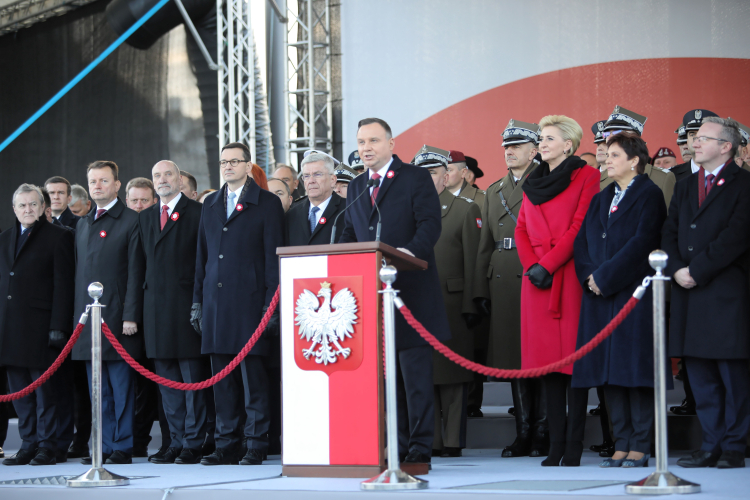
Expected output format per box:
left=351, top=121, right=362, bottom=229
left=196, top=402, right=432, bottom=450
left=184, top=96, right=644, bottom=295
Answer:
left=277, top=242, right=426, bottom=478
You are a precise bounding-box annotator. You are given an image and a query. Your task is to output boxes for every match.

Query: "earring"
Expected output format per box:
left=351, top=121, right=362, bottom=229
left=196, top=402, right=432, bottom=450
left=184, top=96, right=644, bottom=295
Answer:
left=631, top=166, right=635, bottom=171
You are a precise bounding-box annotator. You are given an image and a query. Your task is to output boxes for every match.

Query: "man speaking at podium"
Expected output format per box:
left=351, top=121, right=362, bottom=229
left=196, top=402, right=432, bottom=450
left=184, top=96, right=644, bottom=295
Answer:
left=340, top=118, right=451, bottom=467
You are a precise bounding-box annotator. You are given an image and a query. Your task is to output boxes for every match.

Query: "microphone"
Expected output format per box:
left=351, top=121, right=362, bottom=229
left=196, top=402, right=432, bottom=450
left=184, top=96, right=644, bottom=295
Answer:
left=330, top=177, right=379, bottom=244
left=370, top=177, right=382, bottom=242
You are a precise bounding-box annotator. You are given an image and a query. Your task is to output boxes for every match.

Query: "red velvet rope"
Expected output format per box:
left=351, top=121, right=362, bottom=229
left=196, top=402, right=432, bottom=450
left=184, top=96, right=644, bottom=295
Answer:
left=101, top=288, right=280, bottom=390
left=0, top=322, right=84, bottom=402
left=397, top=296, right=640, bottom=378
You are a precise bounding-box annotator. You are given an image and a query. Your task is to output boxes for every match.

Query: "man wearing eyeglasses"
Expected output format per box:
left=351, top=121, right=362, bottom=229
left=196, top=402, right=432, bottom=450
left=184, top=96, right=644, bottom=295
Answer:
left=284, top=152, right=345, bottom=246
left=192, top=142, right=285, bottom=466
left=663, top=117, right=750, bottom=470
left=671, top=110, right=720, bottom=182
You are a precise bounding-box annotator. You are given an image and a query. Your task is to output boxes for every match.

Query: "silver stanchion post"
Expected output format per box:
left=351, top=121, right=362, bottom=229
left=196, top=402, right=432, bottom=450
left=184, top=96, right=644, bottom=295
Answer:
left=68, top=283, right=130, bottom=488
left=626, top=251, right=700, bottom=495
left=361, top=266, right=427, bottom=490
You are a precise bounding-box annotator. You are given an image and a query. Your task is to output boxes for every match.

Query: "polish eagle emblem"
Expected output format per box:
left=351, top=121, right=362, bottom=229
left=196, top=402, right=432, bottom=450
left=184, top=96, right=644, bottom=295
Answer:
left=295, top=282, right=358, bottom=365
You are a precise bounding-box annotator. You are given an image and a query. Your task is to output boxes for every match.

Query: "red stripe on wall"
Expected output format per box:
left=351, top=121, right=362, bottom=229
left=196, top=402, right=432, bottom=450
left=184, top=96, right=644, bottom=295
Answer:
left=394, top=58, right=750, bottom=190
left=327, top=253, right=381, bottom=465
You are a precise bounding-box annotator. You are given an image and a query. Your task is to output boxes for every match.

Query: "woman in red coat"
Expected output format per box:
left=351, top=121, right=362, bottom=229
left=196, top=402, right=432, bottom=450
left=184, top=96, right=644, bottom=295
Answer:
left=516, top=115, right=599, bottom=466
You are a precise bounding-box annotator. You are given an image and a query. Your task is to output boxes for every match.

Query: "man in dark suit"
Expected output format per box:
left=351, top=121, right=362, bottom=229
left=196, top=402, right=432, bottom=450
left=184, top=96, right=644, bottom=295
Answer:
left=192, top=142, right=284, bottom=466
left=285, top=151, right=345, bottom=246
left=139, top=160, right=211, bottom=465
left=71, top=161, right=145, bottom=465
left=671, top=109, right=719, bottom=182
left=44, top=176, right=80, bottom=229
left=0, top=184, right=75, bottom=466
left=663, top=117, right=750, bottom=469
left=339, top=118, right=451, bottom=466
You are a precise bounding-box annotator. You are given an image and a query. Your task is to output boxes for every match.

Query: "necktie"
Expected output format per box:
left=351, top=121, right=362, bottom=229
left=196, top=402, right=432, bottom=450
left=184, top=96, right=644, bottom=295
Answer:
left=309, top=206, right=319, bottom=233
left=227, top=192, right=236, bottom=219
left=371, top=173, right=381, bottom=205
left=95, top=208, right=106, bottom=220
left=160, top=205, right=169, bottom=230
left=705, top=173, right=715, bottom=197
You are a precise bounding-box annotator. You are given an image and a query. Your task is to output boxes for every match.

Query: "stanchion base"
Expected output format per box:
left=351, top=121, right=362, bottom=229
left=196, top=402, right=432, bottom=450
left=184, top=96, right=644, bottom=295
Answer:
left=361, top=468, right=428, bottom=490
left=625, top=471, right=700, bottom=495
left=67, top=467, right=130, bottom=487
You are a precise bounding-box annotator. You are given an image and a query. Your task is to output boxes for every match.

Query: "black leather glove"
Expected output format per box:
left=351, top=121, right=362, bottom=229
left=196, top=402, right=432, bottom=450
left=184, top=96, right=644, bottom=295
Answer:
left=190, top=303, right=202, bottom=335
left=263, top=305, right=280, bottom=337
left=524, top=263, right=553, bottom=289
left=474, top=298, right=491, bottom=317
left=463, top=313, right=482, bottom=329
left=48, top=330, right=67, bottom=349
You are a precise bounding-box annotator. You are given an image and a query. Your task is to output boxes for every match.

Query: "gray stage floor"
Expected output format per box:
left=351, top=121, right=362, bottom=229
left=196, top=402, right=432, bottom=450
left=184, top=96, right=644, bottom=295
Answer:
left=0, top=449, right=747, bottom=500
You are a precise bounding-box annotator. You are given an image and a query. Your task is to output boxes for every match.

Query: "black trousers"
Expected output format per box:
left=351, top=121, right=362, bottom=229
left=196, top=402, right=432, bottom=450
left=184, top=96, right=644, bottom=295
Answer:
left=53, top=357, right=75, bottom=454
left=396, top=346, right=434, bottom=456
left=0, top=367, right=9, bottom=448
left=71, top=360, right=91, bottom=449
left=154, top=358, right=212, bottom=450
left=604, top=385, right=653, bottom=454
left=211, top=354, right=269, bottom=451
left=543, top=373, right=587, bottom=446
left=687, top=357, right=750, bottom=453
left=7, top=366, right=57, bottom=450
left=134, top=359, right=170, bottom=451
left=596, top=386, right=613, bottom=442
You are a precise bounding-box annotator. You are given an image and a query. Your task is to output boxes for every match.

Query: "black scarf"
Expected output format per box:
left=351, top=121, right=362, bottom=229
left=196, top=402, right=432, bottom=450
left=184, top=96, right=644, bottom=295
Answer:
left=522, top=155, right=587, bottom=205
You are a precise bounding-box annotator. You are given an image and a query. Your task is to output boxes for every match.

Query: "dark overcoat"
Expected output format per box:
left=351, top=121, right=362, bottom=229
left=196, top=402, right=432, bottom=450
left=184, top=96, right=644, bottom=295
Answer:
left=662, top=161, right=750, bottom=360
left=140, top=195, right=204, bottom=359
left=433, top=189, right=481, bottom=384
left=0, top=217, right=75, bottom=368
left=572, top=175, right=667, bottom=388
left=671, top=161, right=692, bottom=183
left=339, top=155, right=450, bottom=350
left=72, top=199, right=145, bottom=361
left=285, top=193, right=345, bottom=246
left=58, top=206, right=80, bottom=230
left=193, top=179, right=284, bottom=356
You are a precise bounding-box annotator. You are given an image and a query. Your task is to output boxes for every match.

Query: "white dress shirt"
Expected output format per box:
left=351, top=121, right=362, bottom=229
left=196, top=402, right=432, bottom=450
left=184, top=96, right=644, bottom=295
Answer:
left=227, top=184, right=243, bottom=214
left=96, top=198, right=119, bottom=217
left=369, top=158, right=393, bottom=196
left=309, top=194, right=331, bottom=226
left=690, top=158, right=700, bottom=174
left=160, top=192, right=182, bottom=217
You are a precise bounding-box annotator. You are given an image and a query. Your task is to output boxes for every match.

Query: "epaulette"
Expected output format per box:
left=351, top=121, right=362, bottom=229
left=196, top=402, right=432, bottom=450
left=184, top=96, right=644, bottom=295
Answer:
left=292, top=195, right=308, bottom=204
left=478, top=189, right=486, bottom=194
left=458, top=196, right=474, bottom=203
left=487, top=179, right=503, bottom=191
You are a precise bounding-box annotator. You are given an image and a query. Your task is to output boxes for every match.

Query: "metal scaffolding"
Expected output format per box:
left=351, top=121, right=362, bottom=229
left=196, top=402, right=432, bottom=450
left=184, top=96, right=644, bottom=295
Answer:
left=0, top=0, right=97, bottom=35
left=285, top=0, right=332, bottom=167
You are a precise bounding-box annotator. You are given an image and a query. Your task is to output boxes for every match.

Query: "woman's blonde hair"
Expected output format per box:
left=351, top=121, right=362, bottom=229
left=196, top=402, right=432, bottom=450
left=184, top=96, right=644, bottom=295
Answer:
left=539, top=115, right=583, bottom=157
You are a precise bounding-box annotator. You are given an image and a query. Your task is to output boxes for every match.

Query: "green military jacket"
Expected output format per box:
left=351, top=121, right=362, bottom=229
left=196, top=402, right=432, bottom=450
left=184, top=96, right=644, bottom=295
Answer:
left=459, top=182, right=486, bottom=210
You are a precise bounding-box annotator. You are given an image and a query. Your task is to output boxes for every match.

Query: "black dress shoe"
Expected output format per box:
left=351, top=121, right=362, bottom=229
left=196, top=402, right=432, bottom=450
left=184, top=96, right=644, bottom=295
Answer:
left=529, top=442, right=549, bottom=457
left=3, top=448, right=37, bottom=466
left=442, top=447, right=462, bottom=457
left=81, top=453, right=111, bottom=465
left=590, top=439, right=613, bottom=453
left=403, top=449, right=431, bottom=465
left=561, top=442, right=583, bottom=467
left=201, top=447, right=239, bottom=465
left=30, top=447, right=57, bottom=466
left=677, top=449, right=721, bottom=468
left=132, top=447, right=149, bottom=458
left=201, top=441, right=216, bottom=457
left=467, top=408, right=483, bottom=418
left=598, top=442, right=615, bottom=458
left=175, top=448, right=203, bottom=464
left=55, top=450, right=68, bottom=463
left=431, top=449, right=443, bottom=457
left=589, top=404, right=603, bottom=416
left=67, top=443, right=89, bottom=459
left=240, top=448, right=263, bottom=465
left=105, top=450, right=132, bottom=464
left=670, top=399, right=696, bottom=416
left=148, top=446, right=169, bottom=463
left=150, top=447, right=182, bottom=464
left=508, top=407, right=515, bottom=415
left=502, top=437, right=532, bottom=457
left=717, top=450, right=745, bottom=469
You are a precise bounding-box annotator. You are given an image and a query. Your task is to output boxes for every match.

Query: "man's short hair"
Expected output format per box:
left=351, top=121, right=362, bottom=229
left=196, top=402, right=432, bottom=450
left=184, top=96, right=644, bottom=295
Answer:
left=87, top=160, right=119, bottom=181
left=125, top=177, right=156, bottom=199
left=300, top=152, right=335, bottom=175
left=268, top=177, right=291, bottom=196
left=12, top=183, right=44, bottom=207
left=41, top=187, right=51, bottom=209
left=221, top=142, right=251, bottom=162
left=273, top=164, right=298, bottom=181
left=702, top=116, right=742, bottom=158
left=358, top=118, right=392, bottom=139
left=180, top=170, right=198, bottom=192
left=70, top=184, right=89, bottom=204
left=44, top=176, right=72, bottom=196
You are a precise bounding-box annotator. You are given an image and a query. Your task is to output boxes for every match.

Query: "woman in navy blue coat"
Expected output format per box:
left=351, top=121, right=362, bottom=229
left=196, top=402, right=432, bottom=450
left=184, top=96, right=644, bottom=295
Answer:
left=572, top=132, right=667, bottom=468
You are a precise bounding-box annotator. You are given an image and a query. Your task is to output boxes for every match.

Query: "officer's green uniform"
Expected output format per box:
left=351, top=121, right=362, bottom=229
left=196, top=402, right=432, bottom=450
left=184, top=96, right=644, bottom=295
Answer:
left=458, top=181, right=486, bottom=209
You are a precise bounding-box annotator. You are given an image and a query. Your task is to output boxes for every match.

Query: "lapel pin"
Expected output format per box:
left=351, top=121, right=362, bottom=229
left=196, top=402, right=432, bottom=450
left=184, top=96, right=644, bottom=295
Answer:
left=442, top=205, right=448, bottom=209
left=171, top=212, right=180, bottom=221
left=386, top=171, right=394, bottom=178
left=717, top=178, right=725, bottom=186
left=611, top=206, right=618, bottom=213
left=476, top=218, right=482, bottom=228
left=99, top=230, right=107, bottom=238
left=236, top=204, right=244, bottom=211
left=319, top=217, right=327, bottom=224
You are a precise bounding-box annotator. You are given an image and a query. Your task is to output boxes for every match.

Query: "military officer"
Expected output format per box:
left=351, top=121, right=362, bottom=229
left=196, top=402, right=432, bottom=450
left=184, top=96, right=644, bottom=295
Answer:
left=676, top=126, right=693, bottom=164
left=334, top=164, right=357, bottom=199
left=652, top=147, right=678, bottom=171
left=599, top=105, right=676, bottom=207
left=472, top=119, right=548, bottom=457
left=348, top=150, right=365, bottom=174
left=449, top=150, right=485, bottom=206
left=728, top=119, right=750, bottom=170
left=671, top=109, right=719, bottom=182
left=592, top=120, right=608, bottom=176
left=413, top=146, right=481, bottom=458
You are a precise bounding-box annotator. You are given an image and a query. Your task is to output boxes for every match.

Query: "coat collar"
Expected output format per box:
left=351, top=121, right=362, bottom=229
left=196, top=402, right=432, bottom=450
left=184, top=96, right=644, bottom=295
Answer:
left=155, top=194, right=189, bottom=244
left=692, top=160, right=739, bottom=220
left=601, top=174, right=651, bottom=228
left=11, top=216, right=48, bottom=264
left=88, top=198, right=124, bottom=225
left=310, top=193, right=342, bottom=240
left=211, top=177, right=260, bottom=224
left=370, top=155, right=403, bottom=217
left=439, top=188, right=455, bottom=218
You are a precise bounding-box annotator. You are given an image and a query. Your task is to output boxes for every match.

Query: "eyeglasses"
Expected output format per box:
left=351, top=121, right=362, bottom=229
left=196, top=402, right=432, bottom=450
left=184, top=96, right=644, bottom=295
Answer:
left=301, top=172, right=327, bottom=181
left=692, top=136, right=728, bottom=144
left=219, top=159, right=248, bottom=167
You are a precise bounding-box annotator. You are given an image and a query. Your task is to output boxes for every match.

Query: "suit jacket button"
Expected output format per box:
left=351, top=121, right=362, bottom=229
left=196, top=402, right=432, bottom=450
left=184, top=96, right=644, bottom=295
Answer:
left=219, top=255, right=223, bottom=259
left=369, top=226, right=374, bottom=231
left=690, top=224, right=696, bottom=229
left=6, top=296, right=10, bottom=300
left=223, top=227, right=228, bottom=232
left=499, top=223, right=503, bottom=226
left=688, top=246, right=693, bottom=251
left=218, top=283, right=222, bottom=287
left=496, top=275, right=501, bottom=279
left=602, top=232, right=606, bottom=238
left=9, top=272, right=13, bottom=276
left=517, top=274, right=522, bottom=278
